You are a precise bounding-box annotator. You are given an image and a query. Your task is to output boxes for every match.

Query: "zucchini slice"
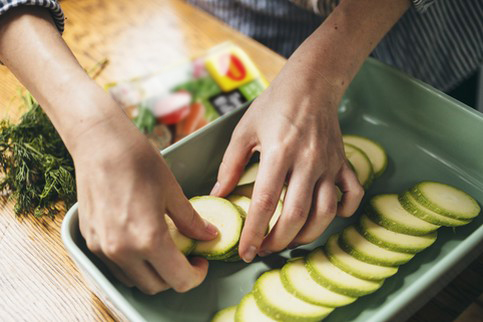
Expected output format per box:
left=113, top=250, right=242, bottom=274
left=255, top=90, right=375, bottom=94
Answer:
left=366, top=194, right=439, bottom=236
left=325, top=234, right=397, bottom=281
left=340, top=226, right=414, bottom=267
left=237, top=163, right=259, bottom=186
left=164, top=215, right=196, bottom=255
left=344, top=143, right=374, bottom=189
left=399, top=191, right=470, bottom=227
left=305, top=248, right=383, bottom=297
left=190, top=196, right=244, bottom=259
left=235, top=293, right=277, bottom=322
left=343, top=135, right=388, bottom=177
left=358, top=214, right=437, bottom=254
left=212, top=305, right=237, bottom=322
left=253, top=270, right=334, bottom=322
left=281, top=258, right=356, bottom=307
left=410, top=182, right=480, bottom=220
left=232, top=183, right=254, bottom=199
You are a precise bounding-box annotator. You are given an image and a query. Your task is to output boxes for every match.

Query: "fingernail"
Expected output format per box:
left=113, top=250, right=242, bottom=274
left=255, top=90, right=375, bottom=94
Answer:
left=258, top=250, right=272, bottom=257
left=243, top=245, right=257, bottom=263
left=210, top=182, right=220, bottom=196
left=203, top=219, right=218, bottom=236
left=288, top=243, right=299, bottom=249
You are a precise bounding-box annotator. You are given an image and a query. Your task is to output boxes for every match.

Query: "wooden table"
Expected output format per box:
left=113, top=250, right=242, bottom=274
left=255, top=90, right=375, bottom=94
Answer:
left=0, top=0, right=481, bottom=321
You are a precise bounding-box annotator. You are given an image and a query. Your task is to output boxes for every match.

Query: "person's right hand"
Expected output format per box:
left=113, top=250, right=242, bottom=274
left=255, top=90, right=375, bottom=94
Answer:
left=72, top=106, right=218, bottom=295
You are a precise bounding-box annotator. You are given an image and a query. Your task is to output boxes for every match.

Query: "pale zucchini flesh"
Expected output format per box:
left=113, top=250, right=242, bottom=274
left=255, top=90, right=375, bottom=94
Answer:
left=399, top=192, right=470, bottom=227
left=235, top=293, right=277, bottom=322
left=325, top=234, right=398, bottom=281
left=340, top=225, right=414, bottom=267
left=410, top=181, right=480, bottom=220
left=253, top=270, right=334, bottom=322
left=343, top=143, right=374, bottom=189
left=305, top=248, right=383, bottom=297
left=190, top=196, right=244, bottom=259
left=212, top=305, right=237, bottom=322
left=366, top=194, right=439, bottom=236
left=343, top=135, right=388, bottom=177
left=358, top=214, right=437, bottom=254
left=164, top=215, right=196, bottom=255
left=281, top=258, right=356, bottom=307
left=237, top=163, right=259, bottom=186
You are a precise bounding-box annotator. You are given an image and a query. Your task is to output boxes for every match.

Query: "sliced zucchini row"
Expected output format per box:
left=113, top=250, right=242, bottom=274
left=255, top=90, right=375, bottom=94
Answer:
left=409, top=181, right=480, bottom=220
left=339, top=226, right=414, bottom=267
left=237, top=163, right=259, bottom=186
left=358, top=214, right=437, bottom=254
left=190, top=196, right=244, bottom=260
left=344, top=143, right=374, bottom=189
left=212, top=305, right=237, bottom=322
left=165, top=215, right=196, bottom=255
left=253, top=270, right=334, bottom=322
left=281, top=258, right=356, bottom=307
left=342, top=135, right=388, bottom=177
left=325, top=234, right=398, bottom=281
left=235, top=293, right=277, bottom=322
left=399, top=191, right=470, bottom=227
left=366, top=194, right=439, bottom=236
left=305, top=248, right=383, bottom=297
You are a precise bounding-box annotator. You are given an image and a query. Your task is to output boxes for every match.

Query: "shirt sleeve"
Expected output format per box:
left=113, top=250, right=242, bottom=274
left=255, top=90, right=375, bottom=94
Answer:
left=290, top=0, right=437, bottom=16
left=0, top=0, right=64, bottom=33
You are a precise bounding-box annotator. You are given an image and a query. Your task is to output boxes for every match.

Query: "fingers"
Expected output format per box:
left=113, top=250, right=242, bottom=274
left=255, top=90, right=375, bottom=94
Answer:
left=259, top=170, right=316, bottom=254
left=238, top=154, right=289, bottom=262
left=146, top=229, right=209, bottom=293
left=166, top=187, right=218, bottom=241
left=336, top=163, right=364, bottom=217
left=210, top=129, right=254, bottom=197
left=292, top=180, right=338, bottom=246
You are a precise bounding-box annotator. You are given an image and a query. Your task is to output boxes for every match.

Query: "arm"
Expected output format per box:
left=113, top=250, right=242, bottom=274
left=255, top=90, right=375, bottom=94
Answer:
left=213, top=0, right=411, bottom=262
left=0, top=6, right=217, bottom=294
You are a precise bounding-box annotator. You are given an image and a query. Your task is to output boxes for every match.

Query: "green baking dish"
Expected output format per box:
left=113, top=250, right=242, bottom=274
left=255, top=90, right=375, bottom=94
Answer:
left=61, top=58, right=483, bottom=322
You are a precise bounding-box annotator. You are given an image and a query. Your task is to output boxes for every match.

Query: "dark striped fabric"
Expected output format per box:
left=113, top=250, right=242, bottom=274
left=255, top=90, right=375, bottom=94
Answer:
left=0, top=0, right=64, bottom=32
left=188, top=0, right=483, bottom=92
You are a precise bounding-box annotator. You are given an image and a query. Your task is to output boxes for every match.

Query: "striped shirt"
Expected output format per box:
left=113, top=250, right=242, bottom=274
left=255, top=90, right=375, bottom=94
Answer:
left=1, top=0, right=481, bottom=91
left=0, top=0, right=64, bottom=32
left=188, top=0, right=483, bottom=92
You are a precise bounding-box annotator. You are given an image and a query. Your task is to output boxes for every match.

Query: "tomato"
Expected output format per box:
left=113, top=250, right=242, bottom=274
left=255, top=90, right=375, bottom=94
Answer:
left=157, top=104, right=190, bottom=125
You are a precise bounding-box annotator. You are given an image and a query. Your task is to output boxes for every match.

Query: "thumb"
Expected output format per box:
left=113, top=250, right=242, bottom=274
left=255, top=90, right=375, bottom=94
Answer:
left=211, top=133, right=253, bottom=197
left=166, top=188, right=218, bottom=241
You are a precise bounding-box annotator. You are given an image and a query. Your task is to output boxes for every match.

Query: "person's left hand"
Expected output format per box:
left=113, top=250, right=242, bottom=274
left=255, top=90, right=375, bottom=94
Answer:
left=210, top=60, right=364, bottom=263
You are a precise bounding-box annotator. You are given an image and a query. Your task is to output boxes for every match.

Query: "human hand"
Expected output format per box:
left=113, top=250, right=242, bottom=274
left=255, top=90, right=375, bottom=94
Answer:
left=72, top=105, right=218, bottom=294
left=211, top=61, right=364, bottom=262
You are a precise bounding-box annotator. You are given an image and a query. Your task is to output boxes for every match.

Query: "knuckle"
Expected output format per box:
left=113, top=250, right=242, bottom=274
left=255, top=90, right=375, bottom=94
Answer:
left=319, top=201, right=337, bottom=218
left=103, top=242, right=127, bottom=260
left=86, top=240, right=101, bottom=254
left=141, top=285, right=165, bottom=295
left=253, top=193, right=278, bottom=214
left=287, top=205, right=308, bottom=222
left=173, top=279, right=194, bottom=293
left=137, top=231, right=163, bottom=254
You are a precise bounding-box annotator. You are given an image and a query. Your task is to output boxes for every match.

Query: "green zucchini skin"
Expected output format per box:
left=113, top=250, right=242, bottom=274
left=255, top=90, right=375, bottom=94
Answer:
left=409, top=182, right=480, bottom=220
left=399, top=192, right=470, bottom=227
left=253, top=270, right=333, bottom=322
left=357, top=214, right=437, bottom=254
left=342, top=135, right=388, bottom=178
left=325, top=234, right=398, bottom=281
left=365, top=194, right=439, bottom=236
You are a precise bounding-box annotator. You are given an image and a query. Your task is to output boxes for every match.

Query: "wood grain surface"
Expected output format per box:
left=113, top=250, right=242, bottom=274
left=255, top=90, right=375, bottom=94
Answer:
left=0, top=0, right=481, bottom=321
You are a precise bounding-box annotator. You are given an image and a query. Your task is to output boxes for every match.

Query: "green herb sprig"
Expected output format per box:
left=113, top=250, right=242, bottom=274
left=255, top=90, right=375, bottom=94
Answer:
left=0, top=93, right=75, bottom=217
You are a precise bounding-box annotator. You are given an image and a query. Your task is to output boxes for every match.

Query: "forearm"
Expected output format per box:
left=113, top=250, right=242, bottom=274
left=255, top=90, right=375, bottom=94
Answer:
left=0, top=6, right=122, bottom=154
left=279, top=0, right=411, bottom=105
